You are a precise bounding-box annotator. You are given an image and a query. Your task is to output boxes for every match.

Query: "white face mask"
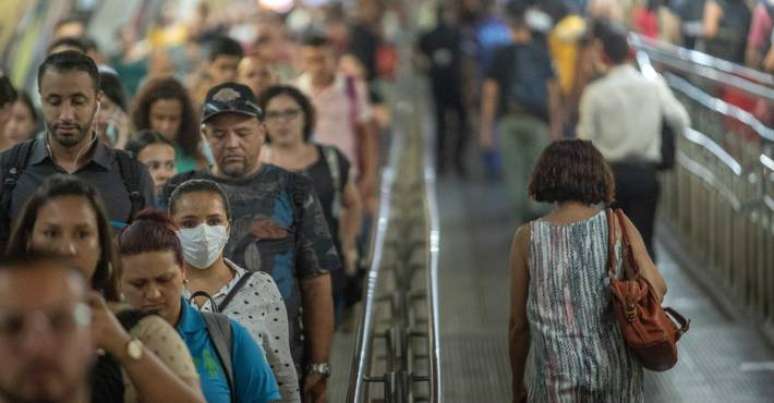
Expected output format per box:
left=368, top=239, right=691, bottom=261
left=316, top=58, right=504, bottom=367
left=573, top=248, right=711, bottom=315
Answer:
left=177, top=224, right=229, bottom=270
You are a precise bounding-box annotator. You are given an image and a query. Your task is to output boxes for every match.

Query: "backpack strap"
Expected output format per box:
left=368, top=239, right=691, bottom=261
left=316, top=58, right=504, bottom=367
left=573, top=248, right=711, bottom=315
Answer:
left=322, top=146, right=343, bottom=220
left=115, top=150, right=145, bottom=223
left=218, top=271, right=254, bottom=312
left=201, top=312, right=236, bottom=402
left=0, top=139, right=36, bottom=246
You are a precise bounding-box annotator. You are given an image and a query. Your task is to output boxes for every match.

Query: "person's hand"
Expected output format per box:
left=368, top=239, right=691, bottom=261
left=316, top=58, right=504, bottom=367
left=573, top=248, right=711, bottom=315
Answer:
left=302, top=373, right=327, bottom=403
left=87, top=292, right=131, bottom=357
left=358, top=174, right=378, bottom=200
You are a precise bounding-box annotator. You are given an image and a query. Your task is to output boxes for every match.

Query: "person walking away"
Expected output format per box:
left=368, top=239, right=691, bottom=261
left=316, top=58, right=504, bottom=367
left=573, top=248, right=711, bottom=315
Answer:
left=418, top=5, right=470, bottom=177
left=479, top=2, right=561, bottom=222
left=577, top=22, right=690, bottom=258
left=509, top=139, right=667, bottom=402
left=701, top=0, right=752, bottom=64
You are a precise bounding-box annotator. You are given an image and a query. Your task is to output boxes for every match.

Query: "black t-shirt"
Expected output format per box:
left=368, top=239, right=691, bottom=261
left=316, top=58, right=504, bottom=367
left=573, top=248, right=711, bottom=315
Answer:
left=418, top=24, right=464, bottom=92
left=299, top=145, right=350, bottom=255
left=485, top=41, right=555, bottom=120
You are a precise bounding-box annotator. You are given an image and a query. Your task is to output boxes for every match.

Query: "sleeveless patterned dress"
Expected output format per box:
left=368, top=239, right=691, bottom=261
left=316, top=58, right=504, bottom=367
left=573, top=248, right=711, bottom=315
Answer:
left=526, top=211, right=643, bottom=402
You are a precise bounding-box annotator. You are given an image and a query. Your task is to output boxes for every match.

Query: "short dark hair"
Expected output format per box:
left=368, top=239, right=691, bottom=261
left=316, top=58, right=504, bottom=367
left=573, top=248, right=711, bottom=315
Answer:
left=37, top=50, right=100, bottom=92
left=5, top=175, right=121, bottom=301
left=208, top=36, right=244, bottom=61
left=130, top=76, right=201, bottom=160
left=596, top=21, right=630, bottom=64
left=0, top=73, right=17, bottom=107
left=168, top=179, right=232, bottom=220
left=118, top=210, right=184, bottom=269
left=528, top=140, right=615, bottom=206
left=257, top=84, right=316, bottom=142
left=47, top=36, right=88, bottom=54
left=99, top=69, right=127, bottom=111
left=125, top=130, right=174, bottom=159
left=301, top=32, right=331, bottom=48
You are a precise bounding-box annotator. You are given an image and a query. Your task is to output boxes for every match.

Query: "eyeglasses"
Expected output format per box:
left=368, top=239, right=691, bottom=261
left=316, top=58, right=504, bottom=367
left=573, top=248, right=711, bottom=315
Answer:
left=265, top=108, right=302, bottom=123
left=0, top=303, right=91, bottom=341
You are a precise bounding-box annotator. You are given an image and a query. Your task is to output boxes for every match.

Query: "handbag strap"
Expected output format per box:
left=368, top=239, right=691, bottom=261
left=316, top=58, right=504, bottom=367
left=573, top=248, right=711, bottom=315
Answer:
left=606, top=209, right=618, bottom=279
left=614, top=209, right=641, bottom=278
left=218, top=272, right=254, bottom=312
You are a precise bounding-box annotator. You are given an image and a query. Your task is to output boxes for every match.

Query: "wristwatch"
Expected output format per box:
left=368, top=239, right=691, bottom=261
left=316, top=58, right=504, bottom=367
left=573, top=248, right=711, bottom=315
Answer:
left=306, top=362, right=331, bottom=378
left=126, top=337, right=144, bottom=361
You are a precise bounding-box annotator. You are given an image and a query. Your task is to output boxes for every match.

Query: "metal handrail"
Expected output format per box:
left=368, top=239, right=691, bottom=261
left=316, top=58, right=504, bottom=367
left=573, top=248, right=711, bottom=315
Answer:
left=629, top=33, right=774, bottom=87
left=634, top=38, right=774, bottom=327
left=664, top=72, right=774, bottom=144
left=422, top=89, right=442, bottom=403
left=347, top=127, right=402, bottom=402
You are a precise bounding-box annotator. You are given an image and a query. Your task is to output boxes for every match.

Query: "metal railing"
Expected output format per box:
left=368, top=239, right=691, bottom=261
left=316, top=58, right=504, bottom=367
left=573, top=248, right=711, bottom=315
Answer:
left=347, top=27, right=442, bottom=400
left=633, top=48, right=774, bottom=326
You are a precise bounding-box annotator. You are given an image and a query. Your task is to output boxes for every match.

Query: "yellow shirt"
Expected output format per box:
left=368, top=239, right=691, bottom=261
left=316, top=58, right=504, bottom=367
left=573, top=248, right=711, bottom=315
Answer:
left=548, top=15, right=587, bottom=97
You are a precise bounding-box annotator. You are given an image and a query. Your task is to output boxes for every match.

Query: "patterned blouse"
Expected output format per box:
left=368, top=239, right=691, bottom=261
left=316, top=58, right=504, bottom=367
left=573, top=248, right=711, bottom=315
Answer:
left=186, top=259, right=300, bottom=403
left=526, top=211, right=643, bottom=402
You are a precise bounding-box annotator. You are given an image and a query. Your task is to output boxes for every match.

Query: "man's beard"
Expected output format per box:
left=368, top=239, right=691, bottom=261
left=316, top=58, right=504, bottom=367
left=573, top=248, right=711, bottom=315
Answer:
left=47, top=115, right=94, bottom=148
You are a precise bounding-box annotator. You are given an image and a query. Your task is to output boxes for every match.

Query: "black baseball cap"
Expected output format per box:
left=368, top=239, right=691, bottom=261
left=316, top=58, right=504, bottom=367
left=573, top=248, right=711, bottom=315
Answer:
left=201, top=82, right=263, bottom=123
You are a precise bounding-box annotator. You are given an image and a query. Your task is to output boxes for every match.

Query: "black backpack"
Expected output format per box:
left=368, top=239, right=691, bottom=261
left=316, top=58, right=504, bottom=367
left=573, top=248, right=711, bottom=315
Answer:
left=0, top=139, right=146, bottom=246
left=508, top=44, right=551, bottom=121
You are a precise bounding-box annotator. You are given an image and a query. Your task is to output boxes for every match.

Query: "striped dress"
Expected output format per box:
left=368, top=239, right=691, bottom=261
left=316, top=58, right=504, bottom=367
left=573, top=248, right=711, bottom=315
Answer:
left=526, top=211, right=643, bottom=403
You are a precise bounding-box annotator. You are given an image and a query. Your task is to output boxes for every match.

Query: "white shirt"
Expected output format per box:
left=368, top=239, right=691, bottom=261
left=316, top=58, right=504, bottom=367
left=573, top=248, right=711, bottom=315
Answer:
left=577, top=64, right=690, bottom=163
left=186, top=260, right=301, bottom=402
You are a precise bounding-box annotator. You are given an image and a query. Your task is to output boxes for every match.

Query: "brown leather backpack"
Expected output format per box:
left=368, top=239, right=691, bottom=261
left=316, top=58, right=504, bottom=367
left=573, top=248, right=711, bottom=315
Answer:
left=606, top=209, right=690, bottom=371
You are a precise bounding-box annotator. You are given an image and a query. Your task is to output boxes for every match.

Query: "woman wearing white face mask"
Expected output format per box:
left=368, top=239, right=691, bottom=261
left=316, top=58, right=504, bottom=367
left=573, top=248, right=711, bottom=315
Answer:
left=168, top=179, right=301, bottom=402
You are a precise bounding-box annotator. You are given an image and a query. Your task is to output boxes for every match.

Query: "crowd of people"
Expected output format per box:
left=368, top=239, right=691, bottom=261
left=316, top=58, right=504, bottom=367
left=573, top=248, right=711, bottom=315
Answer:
left=0, top=0, right=767, bottom=401
left=0, top=1, right=398, bottom=402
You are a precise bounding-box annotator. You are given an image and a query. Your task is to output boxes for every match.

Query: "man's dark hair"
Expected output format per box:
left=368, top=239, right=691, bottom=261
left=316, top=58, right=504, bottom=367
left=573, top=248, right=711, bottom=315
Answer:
left=208, top=35, right=244, bottom=61
left=0, top=73, right=17, bottom=107
left=168, top=179, right=232, bottom=220
left=47, top=36, right=88, bottom=54
left=596, top=21, right=631, bottom=65
left=528, top=140, right=615, bottom=206
left=257, top=84, right=316, bottom=141
left=37, top=50, right=100, bottom=91
left=301, top=32, right=331, bottom=48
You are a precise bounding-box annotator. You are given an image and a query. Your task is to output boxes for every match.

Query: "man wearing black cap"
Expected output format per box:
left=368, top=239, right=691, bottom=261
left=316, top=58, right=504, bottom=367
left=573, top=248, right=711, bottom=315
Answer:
left=161, top=82, right=337, bottom=402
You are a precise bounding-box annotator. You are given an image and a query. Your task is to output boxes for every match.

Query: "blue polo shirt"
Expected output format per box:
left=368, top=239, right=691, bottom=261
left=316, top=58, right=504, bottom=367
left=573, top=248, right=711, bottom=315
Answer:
left=176, top=298, right=280, bottom=403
